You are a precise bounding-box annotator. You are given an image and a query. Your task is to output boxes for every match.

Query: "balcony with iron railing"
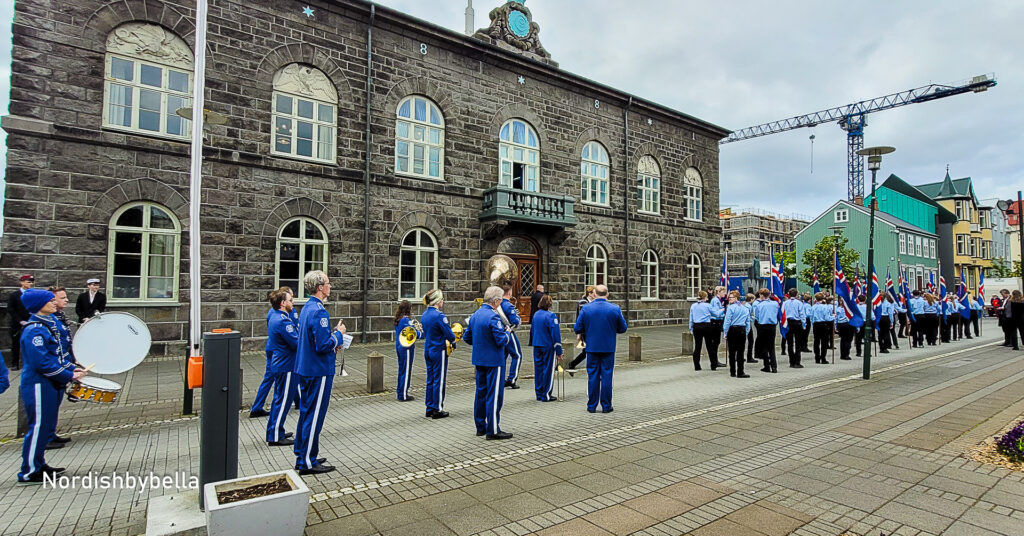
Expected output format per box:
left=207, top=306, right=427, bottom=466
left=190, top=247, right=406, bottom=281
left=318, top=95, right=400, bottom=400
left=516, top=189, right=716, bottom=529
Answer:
left=479, top=186, right=577, bottom=228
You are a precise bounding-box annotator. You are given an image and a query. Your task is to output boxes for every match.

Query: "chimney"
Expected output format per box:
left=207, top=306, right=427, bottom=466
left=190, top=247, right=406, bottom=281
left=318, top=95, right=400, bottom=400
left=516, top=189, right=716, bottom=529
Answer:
left=853, top=195, right=864, bottom=206
left=465, top=0, right=475, bottom=36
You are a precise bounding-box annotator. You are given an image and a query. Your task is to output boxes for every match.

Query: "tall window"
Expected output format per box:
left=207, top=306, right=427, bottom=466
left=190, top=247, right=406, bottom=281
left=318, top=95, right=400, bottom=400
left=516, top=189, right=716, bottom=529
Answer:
left=687, top=254, right=702, bottom=300
left=580, top=141, right=609, bottom=205
left=396, top=96, right=444, bottom=179
left=277, top=217, right=328, bottom=300
left=915, top=236, right=922, bottom=257
left=637, top=155, right=660, bottom=214
left=641, top=250, right=659, bottom=299
left=272, top=64, right=337, bottom=163
left=107, top=202, right=180, bottom=302
left=929, top=239, right=936, bottom=259
left=899, top=233, right=906, bottom=254
left=103, top=23, right=193, bottom=139
left=499, top=119, right=540, bottom=191
left=586, top=245, right=607, bottom=286
left=683, top=167, right=703, bottom=221
left=956, top=234, right=967, bottom=255
left=955, top=201, right=964, bottom=221
left=400, top=229, right=437, bottom=299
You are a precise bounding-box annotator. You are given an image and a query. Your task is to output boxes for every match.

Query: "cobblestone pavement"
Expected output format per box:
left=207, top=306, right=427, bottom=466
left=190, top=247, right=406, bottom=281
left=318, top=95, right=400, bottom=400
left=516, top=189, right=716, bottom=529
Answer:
left=1, top=320, right=1023, bottom=536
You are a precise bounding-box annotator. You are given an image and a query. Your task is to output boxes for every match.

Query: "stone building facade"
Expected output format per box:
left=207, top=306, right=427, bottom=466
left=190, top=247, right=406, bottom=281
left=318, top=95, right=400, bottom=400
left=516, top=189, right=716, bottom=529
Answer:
left=1, top=0, right=728, bottom=355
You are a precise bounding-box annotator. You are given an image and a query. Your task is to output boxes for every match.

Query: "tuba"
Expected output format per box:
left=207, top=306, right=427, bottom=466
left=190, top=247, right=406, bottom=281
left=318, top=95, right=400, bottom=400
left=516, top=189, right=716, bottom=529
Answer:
left=447, top=322, right=464, bottom=354
left=485, top=254, right=518, bottom=286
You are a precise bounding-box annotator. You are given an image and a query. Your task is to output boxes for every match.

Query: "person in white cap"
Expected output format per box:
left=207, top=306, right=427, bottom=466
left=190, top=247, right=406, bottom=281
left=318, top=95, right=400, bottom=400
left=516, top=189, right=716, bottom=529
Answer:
left=75, top=278, right=107, bottom=323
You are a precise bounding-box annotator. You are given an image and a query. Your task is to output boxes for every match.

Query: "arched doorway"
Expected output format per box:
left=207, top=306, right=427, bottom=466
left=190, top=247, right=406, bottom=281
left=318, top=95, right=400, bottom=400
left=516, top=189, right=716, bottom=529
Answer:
left=498, top=236, right=541, bottom=321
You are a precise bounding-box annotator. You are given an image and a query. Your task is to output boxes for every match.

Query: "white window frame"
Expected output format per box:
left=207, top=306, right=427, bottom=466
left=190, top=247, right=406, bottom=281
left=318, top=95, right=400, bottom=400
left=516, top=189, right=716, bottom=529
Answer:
left=580, top=141, right=610, bottom=206
left=686, top=253, right=702, bottom=300
left=683, top=167, right=703, bottom=222
left=276, top=217, right=329, bottom=302
left=834, top=209, right=849, bottom=223
left=929, top=239, right=936, bottom=259
left=399, top=228, right=438, bottom=300
left=915, top=236, right=922, bottom=257
left=637, top=155, right=661, bottom=215
left=107, top=202, right=181, bottom=304
left=103, top=55, right=192, bottom=139
left=641, top=249, right=659, bottom=300
left=499, top=119, right=540, bottom=192
left=271, top=64, right=337, bottom=164
left=395, top=95, right=444, bottom=180
left=899, top=233, right=906, bottom=254
left=586, top=244, right=608, bottom=287
left=956, top=235, right=966, bottom=255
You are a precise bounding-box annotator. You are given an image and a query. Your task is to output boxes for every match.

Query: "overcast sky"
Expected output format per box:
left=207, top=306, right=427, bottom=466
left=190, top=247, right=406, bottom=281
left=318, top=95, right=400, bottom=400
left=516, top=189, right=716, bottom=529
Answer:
left=1, top=0, right=1021, bottom=232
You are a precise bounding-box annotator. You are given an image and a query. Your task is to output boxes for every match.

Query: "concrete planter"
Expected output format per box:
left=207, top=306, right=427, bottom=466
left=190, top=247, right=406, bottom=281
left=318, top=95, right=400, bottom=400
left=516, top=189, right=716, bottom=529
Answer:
left=203, top=470, right=309, bottom=536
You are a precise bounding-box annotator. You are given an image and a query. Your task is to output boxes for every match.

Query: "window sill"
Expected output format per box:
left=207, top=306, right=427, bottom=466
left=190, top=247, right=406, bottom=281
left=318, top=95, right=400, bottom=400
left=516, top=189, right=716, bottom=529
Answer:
left=270, top=151, right=336, bottom=166
left=640, top=297, right=660, bottom=302
left=580, top=200, right=611, bottom=208
left=684, top=217, right=704, bottom=223
left=394, top=171, right=445, bottom=182
left=107, top=300, right=180, bottom=307
left=102, top=125, right=191, bottom=144
left=637, top=210, right=661, bottom=217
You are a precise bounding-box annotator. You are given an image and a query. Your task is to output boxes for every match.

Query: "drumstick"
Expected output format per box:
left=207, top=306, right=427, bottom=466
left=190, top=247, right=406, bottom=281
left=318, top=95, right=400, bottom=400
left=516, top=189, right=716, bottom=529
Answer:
left=82, top=363, right=96, bottom=372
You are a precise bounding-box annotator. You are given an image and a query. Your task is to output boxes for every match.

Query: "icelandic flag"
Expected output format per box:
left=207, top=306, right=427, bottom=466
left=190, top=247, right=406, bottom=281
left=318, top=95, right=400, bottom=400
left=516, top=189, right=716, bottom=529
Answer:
left=771, top=251, right=787, bottom=337
left=978, top=270, right=986, bottom=306
left=886, top=267, right=897, bottom=302
left=720, top=251, right=728, bottom=286
left=871, top=265, right=883, bottom=329
left=939, top=276, right=948, bottom=323
left=902, top=271, right=916, bottom=322
left=958, top=268, right=968, bottom=299
left=812, top=268, right=821, bottom=294
left=835, top=255, right=865, bottom=328
left=853, top=268, right=864, bottom=300
left=927, top=273, right=935, bottom=294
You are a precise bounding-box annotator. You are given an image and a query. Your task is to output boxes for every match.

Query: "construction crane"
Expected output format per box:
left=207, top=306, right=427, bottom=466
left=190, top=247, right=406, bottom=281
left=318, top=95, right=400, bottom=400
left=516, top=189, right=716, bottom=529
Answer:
left=720, top=73, right=997, bottom=200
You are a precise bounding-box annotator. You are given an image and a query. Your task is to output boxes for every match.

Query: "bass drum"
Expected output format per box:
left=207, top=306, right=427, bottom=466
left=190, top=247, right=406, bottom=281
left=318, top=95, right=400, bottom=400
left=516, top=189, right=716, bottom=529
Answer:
left=72, top=312, right=152, bottom=375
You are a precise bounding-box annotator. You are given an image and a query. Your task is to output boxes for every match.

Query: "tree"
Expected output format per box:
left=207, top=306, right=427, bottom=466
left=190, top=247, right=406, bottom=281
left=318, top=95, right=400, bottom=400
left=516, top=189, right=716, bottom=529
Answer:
left=780, top=251, right=797, bottom=279
left=799, top=235, right=860, bottom=289
left=991, top=258, right=1014, bottom=278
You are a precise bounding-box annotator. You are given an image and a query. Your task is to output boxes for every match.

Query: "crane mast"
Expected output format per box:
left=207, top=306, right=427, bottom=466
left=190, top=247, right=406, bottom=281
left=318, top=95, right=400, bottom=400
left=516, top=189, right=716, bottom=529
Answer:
left=721, top=74, right=996, bottom=200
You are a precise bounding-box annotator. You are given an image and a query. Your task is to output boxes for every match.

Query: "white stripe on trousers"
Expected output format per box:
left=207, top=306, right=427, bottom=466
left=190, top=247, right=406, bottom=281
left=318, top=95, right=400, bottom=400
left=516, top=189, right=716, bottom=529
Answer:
left=27, top=383, right=42, bottom=476
left=272, top=372, right=291, bottom=442
left=403, top=348, right=412, bottom=398
left=305, top=376, right=327, bottom=468
left=546, top=354, right=556, bottom=400
left=491, top=368, right=501, bottom=434
left=508, top=335, right=523, bottom=381
left=439, top=349, right=448, bottom=411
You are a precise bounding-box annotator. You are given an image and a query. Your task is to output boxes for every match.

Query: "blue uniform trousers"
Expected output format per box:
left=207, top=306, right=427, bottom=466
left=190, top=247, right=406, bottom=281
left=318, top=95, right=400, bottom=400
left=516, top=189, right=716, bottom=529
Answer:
left=474, top=364, right=506, bottom=435
left=423, top=349, right=448, bottom=414
left=293, top=375, right=332, bottom=470
left=251, top=355, right=275, bottom=412
left=533, top=347, right=556, bottom=401
left=505, top=332, right=524, bottom=384
left=266, top=371, right=298, bottom=443
left=396, top=347, right=414, bottom=401
left=19, top=382, right=61, bottom=480
left=586, top=352, right=615, bottom=412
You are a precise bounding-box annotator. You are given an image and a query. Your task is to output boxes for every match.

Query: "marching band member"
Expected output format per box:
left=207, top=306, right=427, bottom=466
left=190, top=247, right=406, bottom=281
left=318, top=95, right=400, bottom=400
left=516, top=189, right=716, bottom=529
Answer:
left=722, top=291, right=750, bottom=378
left=781, top=289, right=805, bottom=368
left=573, top=285, right=628, bottom=413
left=0, top=350, right=8, bottom=394
left=394, top=300, right=421, bottom=402
left=266, top=289, right=299, bottom=446
left=752, top=288, right=779, bottom=373
left=250, top=292, right=280, bottom=418
left=421, top=289, right=455, bottom=419
left=500, top=285, right=524, bottom=389
left=293, top=271, right=346, bottom=475
left=688, top=292, right=718, bottom=371
left=18, top=289, right=86, bottom=484
left=46, top=287, right=75, bottom=448
left=530, top=295, right=562, bottom=401
left=566, top=285, right=596, bottom=376
left=810, top=292, right=835, bottom=364
left=465, top=286, right=513, bottom=439
left=744, top=294, right=757, bottom=363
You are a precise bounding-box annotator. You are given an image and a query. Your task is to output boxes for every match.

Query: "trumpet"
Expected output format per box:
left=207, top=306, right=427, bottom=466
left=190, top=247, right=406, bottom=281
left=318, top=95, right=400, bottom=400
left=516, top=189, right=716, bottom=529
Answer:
left=398, top=319, right=423, bottom=348
left=446, top=322, right=465, bottom=354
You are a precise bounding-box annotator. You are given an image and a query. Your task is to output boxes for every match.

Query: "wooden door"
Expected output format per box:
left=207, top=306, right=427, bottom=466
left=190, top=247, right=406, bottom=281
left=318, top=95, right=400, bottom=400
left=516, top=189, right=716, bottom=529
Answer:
left=514, top=258, right=539, bottom=322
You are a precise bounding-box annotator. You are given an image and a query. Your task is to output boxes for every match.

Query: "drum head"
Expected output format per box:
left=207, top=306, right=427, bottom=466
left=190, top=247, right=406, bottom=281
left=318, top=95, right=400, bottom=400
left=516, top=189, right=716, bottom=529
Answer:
left=79, top=377, right=122, bottom=390
left=72, top=312, right=152, bottom=374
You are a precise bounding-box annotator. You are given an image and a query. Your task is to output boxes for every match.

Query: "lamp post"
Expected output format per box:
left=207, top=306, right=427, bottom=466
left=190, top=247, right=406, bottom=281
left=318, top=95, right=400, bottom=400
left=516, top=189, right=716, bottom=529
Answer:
left=856, top=145, right=895, bottom=380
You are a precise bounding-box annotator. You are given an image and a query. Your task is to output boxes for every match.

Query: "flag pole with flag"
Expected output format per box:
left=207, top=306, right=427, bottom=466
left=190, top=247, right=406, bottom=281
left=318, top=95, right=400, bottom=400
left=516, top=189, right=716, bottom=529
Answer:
left=813, top=267, right=821, bottom=294
left=835, top=255, right=864, bottom=328
left=720, top=251, right=729, bottom=287
left=770, top=251, right=787, bottom=340
left=978, top=269, right=985, bottom=335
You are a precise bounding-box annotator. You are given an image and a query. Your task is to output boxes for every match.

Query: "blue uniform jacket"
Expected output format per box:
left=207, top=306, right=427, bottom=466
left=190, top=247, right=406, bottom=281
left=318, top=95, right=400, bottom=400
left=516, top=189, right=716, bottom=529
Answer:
left=394, top=316, right=423, bottom=352
left=811, top=303, right=836, bottom=323
left=464, top=304, right=511, bottom=367
left=909, top=297, right=925, bottom=315
left=688, top=301, right=713, bottom=331
left=293, top=296, right=343, bottom=377
left=51, top=313, right=75, bottom=365
left=722, top=303, right=750, bottom=334
left=267, top=310, right=299, bottom=373
left=499, top=299, right=521, bottom=328
left=0, top=351, right=9, bottom=394
left=782, top=299, right=805, bottom=321
left=421, top=306, right=455, bottom=357
left=573, top=298, right=628, bottom=353
left=922, top=301, right=940, bottom=314
left=753, top=300, right=780, bottom=325
left=20, top=315, right=75, bottom=388
left=530, top=309, right=563, bottom=356
left=709, top=296, right=725, bottom=320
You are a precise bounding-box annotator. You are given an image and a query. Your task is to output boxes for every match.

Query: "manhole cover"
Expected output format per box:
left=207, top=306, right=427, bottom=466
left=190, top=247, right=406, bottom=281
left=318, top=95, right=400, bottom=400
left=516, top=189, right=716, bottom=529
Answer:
left=940, top=358, right=976, bottom=368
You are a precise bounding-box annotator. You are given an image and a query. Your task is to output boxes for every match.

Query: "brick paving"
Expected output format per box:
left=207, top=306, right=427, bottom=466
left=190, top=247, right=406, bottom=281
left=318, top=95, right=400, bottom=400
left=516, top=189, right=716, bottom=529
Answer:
left=0, top=320, right=1022, bottom=535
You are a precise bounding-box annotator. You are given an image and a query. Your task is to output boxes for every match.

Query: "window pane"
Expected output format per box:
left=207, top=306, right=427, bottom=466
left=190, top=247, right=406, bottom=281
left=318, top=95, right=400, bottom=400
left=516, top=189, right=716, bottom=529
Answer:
left=140, top=64, right=162, bottom=87
left=149, top=234, right=175, bottom=255
left=414, top=98, right=426, bottom=122
left=114, top=232, right=142, bottom=254
left=429, top=106, right=441, bottom=125
left=150, top=206, right=175, bottom=229
left=276, top=94, right=292, bottom=115
left=296, top=122, right=313, bottom=156
left=512, top=121, right=525, bottom=144
left=397, top=156, right=408, bottom=172
left=279, top=242, right=299, bottom=262
left=396, top=140, right=409, bottom=157
left=297, top=99, right=314, bottom=119
left=398, top=100, right=411, bottom=118
left=166, top=95, right=186, bottom=135
left=403, top=232, right=417, bottom=246
left=428, top=128, right=440, bottom=145
left=527, top=129, right=537, bottom=147
left=318, top=103, right=333, bottom=123
left=148, top=255, right=174, bottom=277
left=279, top=259, right=299, bottom=279
left=112, top=276, right=140, bottom=299
left=420, top=232, right=435, bottom=248
left=113, top=253, right=142, bottom=275
left=304, top=244, right=324, bottom=263
left=108, top=84, right=133, bottom=127
left=147, top=277, right=174, bottom=299
left=281, top=220, right=301, bottom=238
left=397, top=121, right=409, bottom=139
left=139, top=90, right=161, bottom=131
left=414, top=125, right=425, bottom=142
left=317, top=126, right=333, bottom=159
left=168, top=70, right=189, bottom=93
left=275, top=117, right=292, bottom=153
left=117, top=206, right=144, bottom=227
left=110, top=57, right=133, bottom=81
left=304, top=222, right=324, bottom=240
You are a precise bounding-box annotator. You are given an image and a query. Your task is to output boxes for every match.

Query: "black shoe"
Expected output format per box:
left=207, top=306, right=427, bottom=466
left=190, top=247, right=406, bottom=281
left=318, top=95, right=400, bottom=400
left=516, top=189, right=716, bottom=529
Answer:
left=42, top=465, right=65, bottom=476
left=249, top=409, right=270, bottom=418
left=399, top=396, right=416, bottom=401
left=840, top=357, right=851, bottom=360
left=730, top=372, right=736, bottom=377
left=486, top=432, right=513, bottom=440
left=880, top=350, right=889, bottom=354
left=546, top=396, right=557, bottom=402
left=268, top=439, right=294, bottom=446
left=504, top=380, right=512, bottom=388
left=566, top=369, right=576, bottom=377
left=791, top=364, right=804, bottom=368
left=746, top=359, right=757, bottom=363
left=508, top=382, right=520, bottom=389
left=45, top=441, right=64, bottom=450
left=298, top=464, right=336, bottom=475
left=425, top=410, right=438, bottom=418
left=602, top=408, right=614, bottom=414
left=737, top=373, right=750, bottom=378
left=285, top=432, right=294, bottom=439
left=52, top=435, right=71, bottom=444
left=770, top=369, right=778, bottom=373
left=760, top=368, right=770, bottom=372
left=476, top=430, right=486, bottom=436
left=431, top=411, right=450, bottom=419
left=17, top=473, right=45, bottom=485
left=694, top=365, right=702, bottom=371
left=587, top=409, right=596, bottom=413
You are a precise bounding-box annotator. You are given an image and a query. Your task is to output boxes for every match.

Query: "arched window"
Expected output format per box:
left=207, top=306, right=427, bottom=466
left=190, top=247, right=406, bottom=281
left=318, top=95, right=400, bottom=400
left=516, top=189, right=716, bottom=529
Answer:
left=499, top=119, right=540, bottom=192
left=684, top=167, right=703, bottom=221
left=396, top=96, right=444, bottom=179
left=272, top=64, right=337, bottom=163
left=581, top=141, right=610, bottom=205
left=277, top=217, right=328, bottom=301
left=107, top=202, right=180, bottom=302
left=641, top=250, right=659, bottom=299
left=687, top=254, right=702, bottom=300
left=586, top=245, right=608, bottom=286
left=400, top=229, right=438, bottom=299
left=103, top=23, right=194, bottom=139
left=637, top=155, right=661, bottom=214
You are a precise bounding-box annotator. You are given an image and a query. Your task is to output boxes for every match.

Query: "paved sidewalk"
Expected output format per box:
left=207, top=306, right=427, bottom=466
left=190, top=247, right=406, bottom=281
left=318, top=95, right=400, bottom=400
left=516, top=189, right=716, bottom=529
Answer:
left=0, top=320, right=1022, bottom=536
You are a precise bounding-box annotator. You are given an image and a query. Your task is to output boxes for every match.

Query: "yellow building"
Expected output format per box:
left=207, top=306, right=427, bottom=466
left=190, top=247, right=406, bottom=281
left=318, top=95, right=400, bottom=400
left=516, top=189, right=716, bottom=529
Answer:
left=916, top=172, right=993, bottom=294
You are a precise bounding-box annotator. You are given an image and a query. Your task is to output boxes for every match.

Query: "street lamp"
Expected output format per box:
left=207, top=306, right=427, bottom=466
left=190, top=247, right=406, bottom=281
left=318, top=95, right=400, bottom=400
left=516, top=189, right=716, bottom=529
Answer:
left=856, top=145, right=895, bottom=380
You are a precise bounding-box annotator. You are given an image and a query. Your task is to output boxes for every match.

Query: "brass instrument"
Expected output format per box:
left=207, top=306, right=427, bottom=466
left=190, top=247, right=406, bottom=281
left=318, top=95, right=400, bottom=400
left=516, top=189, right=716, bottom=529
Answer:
left=485, top=254, right=518, bottom=286
left=575, top=338, right=586, bottom=350
left=398, top=319, right=423, bottom=348
left=446, top=322, right=464, bottom=354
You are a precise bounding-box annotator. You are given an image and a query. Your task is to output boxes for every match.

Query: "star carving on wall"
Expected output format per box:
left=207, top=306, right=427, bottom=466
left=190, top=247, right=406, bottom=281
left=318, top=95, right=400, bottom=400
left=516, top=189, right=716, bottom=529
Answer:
left=302, top=6, right=315, bottom=18
left=518, top=75, right=526, bottom=85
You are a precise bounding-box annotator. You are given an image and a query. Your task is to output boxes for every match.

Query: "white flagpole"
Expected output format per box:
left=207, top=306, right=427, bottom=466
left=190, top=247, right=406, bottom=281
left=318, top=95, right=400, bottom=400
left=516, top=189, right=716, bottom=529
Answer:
left=188, top=0, right=210, bottom=356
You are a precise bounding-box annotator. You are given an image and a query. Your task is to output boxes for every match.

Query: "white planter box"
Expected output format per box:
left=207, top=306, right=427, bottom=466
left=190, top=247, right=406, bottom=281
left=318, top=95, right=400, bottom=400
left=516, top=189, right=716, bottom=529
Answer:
left=204, top=470, right=309, bottom=536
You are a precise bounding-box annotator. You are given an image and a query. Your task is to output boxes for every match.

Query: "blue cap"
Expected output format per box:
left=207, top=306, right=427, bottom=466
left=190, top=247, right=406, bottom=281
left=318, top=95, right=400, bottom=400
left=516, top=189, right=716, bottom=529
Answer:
left=21, top=288, right=54, bottom=314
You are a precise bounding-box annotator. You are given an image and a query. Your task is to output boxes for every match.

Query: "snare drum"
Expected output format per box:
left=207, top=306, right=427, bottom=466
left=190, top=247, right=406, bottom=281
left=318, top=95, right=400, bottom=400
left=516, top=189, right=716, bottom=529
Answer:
left=67, top=377, right=123, bottom=404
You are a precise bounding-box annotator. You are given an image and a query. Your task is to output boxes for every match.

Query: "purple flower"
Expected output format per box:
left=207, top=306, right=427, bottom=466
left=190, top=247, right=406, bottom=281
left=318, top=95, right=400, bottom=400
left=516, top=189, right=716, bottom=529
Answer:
left=996, top=420, right=1024, bottom=464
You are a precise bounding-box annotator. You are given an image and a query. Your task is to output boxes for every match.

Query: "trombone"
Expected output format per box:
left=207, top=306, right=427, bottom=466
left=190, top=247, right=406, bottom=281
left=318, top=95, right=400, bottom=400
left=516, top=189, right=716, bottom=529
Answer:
left=398, top=319, right=423, bottom=348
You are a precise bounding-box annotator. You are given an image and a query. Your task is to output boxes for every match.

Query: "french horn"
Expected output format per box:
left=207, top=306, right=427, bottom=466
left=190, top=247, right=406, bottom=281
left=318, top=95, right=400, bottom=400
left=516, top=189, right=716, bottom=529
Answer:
left=447, top=322, right=465, bottom=354
left=398, top=319, right=423, bottom=348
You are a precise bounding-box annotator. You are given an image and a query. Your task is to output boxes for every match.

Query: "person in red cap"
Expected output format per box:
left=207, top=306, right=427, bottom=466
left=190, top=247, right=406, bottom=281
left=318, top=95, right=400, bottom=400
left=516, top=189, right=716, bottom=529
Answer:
left=6, top=275, right=35, bottom=369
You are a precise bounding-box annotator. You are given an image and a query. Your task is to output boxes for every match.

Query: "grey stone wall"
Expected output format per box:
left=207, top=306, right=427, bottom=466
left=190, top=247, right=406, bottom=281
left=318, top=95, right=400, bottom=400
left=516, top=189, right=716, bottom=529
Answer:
left=1, top=0, right=726, bottom=355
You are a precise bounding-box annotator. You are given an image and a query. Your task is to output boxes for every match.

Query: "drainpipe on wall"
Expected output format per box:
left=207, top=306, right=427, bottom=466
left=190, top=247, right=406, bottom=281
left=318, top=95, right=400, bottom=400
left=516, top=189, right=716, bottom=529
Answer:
left=623, top=97, right=632, bottom=317
left=361, top=5, right=375, bottom=343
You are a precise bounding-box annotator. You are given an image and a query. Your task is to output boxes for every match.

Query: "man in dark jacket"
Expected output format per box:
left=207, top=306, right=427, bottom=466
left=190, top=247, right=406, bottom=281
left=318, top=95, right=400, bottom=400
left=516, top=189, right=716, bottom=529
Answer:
left=75, top=278, right=107, bottom=323
left=6, top=274, right=34, bottom=369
